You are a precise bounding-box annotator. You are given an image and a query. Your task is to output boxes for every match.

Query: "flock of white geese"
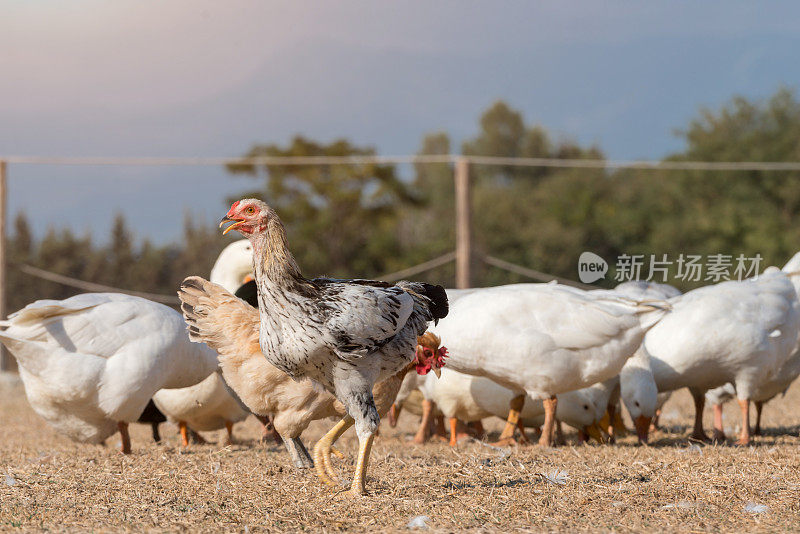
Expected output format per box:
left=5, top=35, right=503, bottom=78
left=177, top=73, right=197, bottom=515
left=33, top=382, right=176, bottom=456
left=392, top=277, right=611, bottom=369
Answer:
left=2, top=240, right=800, bottom=462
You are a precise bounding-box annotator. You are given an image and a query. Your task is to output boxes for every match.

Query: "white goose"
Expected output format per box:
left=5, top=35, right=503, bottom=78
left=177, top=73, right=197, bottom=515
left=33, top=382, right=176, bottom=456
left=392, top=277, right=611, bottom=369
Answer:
left=632, top=269, right=800, bottom=445
left=430, top=283, right=670, bottom=446
left=702, top=254, right=800, bottom=441
left=612, top=280, right=681, bottom=443
left=0, top=293, right=220, bottom=452
left=152, top=240, right=253, bottom=446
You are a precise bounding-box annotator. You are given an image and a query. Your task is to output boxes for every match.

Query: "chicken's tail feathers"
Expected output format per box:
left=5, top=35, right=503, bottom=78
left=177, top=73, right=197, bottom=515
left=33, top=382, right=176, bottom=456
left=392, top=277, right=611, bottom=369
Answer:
left=398, top=281, right=449, bottom=323
left=177, top=276, right=216, bottom=343
left=419, top=283, right=449, bottom=321
left=177, top=276, right=261, bottom=354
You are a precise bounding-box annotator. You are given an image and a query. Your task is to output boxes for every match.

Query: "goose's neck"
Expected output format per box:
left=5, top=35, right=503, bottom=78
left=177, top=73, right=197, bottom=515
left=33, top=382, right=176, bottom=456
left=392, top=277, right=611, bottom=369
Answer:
left=209, top=266, right=244, bottom=294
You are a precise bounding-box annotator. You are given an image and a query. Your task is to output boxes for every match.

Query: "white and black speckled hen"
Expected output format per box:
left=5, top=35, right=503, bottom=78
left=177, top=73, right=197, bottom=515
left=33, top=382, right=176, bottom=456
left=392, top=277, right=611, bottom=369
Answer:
left=182, top=198, right=448, bottom=496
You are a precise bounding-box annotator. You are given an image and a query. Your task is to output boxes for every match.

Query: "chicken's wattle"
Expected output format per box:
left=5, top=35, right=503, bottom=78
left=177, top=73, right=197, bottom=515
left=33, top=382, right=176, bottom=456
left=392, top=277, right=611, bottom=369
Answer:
left=414, top=346, right=448, bottom=375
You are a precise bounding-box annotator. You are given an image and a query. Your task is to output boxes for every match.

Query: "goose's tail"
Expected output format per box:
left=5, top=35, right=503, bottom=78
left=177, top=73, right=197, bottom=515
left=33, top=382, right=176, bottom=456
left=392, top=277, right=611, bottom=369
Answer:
left=0, top=330, right=50, bottom=376
left=595, top=294, right=673, bottom=331
left=4, top=300, right=99, bottom=327
left=632, top=299, right=672, bottom=331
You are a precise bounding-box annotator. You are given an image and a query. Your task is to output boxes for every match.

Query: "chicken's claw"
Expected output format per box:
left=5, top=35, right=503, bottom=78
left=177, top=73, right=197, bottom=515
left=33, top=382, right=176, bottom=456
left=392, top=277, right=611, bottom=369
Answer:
left=313, top=416, right=354, bottom=488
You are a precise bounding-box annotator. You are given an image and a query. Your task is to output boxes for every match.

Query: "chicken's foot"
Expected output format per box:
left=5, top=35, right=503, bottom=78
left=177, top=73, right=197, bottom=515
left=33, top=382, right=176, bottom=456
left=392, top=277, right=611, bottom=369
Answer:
left=754, top=400, right=764, bottom=436
left=179, top=421, right=189, bottom=447
left=223, top=420, right=235, bottom=446
left=413, top=399, right=434, bottom=444
left=351, top=432, right=375, bottom=496
left=689, top=389, right=710, bottom=442
left=150, top=422, right=161, bottom=444
left=283, top=435, right=315, bottom=469
left=314, top=416, right=354, bottom=486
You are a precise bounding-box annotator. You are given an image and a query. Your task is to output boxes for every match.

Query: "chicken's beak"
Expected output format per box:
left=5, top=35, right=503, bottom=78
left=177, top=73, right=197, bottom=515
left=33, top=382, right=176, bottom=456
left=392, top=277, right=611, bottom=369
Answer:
left=219, top=216, right=245, bottom=236
left=432, top=367, right=441, bottom=378
left=634, top=415, right=651, bottom=444
left=243, top=275, right=254, bottom=283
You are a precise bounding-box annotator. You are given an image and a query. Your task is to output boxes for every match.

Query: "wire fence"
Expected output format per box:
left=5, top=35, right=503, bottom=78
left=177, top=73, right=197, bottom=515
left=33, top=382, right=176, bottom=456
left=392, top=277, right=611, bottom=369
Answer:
left=5, top=153, right=800, bottom=306
left=6, top=154, right=800, bottom=171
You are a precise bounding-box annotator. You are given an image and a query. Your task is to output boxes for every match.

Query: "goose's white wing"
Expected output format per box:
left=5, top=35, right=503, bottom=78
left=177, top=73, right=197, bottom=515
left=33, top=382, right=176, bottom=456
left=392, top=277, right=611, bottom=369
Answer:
left=7, top=293, right=185, bottom=360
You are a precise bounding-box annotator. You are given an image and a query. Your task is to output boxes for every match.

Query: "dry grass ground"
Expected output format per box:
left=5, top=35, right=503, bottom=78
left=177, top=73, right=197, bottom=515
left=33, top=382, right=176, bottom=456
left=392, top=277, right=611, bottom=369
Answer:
left=2, top=374, right=800, bottom=533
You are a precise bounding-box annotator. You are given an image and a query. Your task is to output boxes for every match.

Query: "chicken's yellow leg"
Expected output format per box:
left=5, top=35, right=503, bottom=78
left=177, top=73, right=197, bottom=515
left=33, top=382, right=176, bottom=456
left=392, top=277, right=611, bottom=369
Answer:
left=350, top=432, right=375, bottom=496
left=314, top=415, right=354, bottom=486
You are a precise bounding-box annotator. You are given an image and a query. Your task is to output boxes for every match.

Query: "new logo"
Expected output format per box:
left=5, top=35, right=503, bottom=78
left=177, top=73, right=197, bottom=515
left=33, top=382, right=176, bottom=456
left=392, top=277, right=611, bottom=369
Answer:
left=578, top=252, right=608, bottom=283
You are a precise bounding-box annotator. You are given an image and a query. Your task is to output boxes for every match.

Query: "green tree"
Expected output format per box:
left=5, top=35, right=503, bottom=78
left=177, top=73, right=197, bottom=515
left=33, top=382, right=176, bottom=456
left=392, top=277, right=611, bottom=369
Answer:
left=461, top=100, right=605, bottom=286
left=227, top=135, right=419, bottom=278
left=105, top=213, right=135, bottom=288
left=8, top=213, right=37, bottom=311
left=663, top=87, right=800, bottom=266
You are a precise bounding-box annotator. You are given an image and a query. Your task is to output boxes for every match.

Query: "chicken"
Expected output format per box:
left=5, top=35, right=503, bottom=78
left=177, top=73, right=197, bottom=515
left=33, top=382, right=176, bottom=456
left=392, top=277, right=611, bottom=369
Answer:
left=179, top=278, right=444, bottom=474
left=387, top=287, right=476, bottom=443
left=213, top=199, right=447, bottom=495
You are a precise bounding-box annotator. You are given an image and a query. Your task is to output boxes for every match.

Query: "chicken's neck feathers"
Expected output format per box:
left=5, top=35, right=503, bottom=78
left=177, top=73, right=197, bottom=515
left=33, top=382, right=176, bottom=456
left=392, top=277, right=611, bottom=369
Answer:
left=252, top=219, right=304, bottom=284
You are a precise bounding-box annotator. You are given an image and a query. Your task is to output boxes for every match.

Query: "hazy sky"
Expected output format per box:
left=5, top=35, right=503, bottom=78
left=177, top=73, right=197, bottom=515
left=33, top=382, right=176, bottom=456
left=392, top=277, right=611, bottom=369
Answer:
left=4, top=1, right=800, bottom=244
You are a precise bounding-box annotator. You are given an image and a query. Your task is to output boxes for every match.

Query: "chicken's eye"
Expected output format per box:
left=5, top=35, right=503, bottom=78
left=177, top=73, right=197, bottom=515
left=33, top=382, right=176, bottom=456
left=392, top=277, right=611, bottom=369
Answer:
left=583, top=405, right=589, bottom=410
left=245, top=206, right=256, bottom=215
left=424, top=349, right=432, bottom=357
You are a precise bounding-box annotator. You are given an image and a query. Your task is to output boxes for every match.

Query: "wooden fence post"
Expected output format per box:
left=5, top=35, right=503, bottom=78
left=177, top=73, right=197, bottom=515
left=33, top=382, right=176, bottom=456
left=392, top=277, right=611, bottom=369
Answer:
left=0, top=160, right=12, bottom=372
left=455, top=157, right=472, bottom=289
